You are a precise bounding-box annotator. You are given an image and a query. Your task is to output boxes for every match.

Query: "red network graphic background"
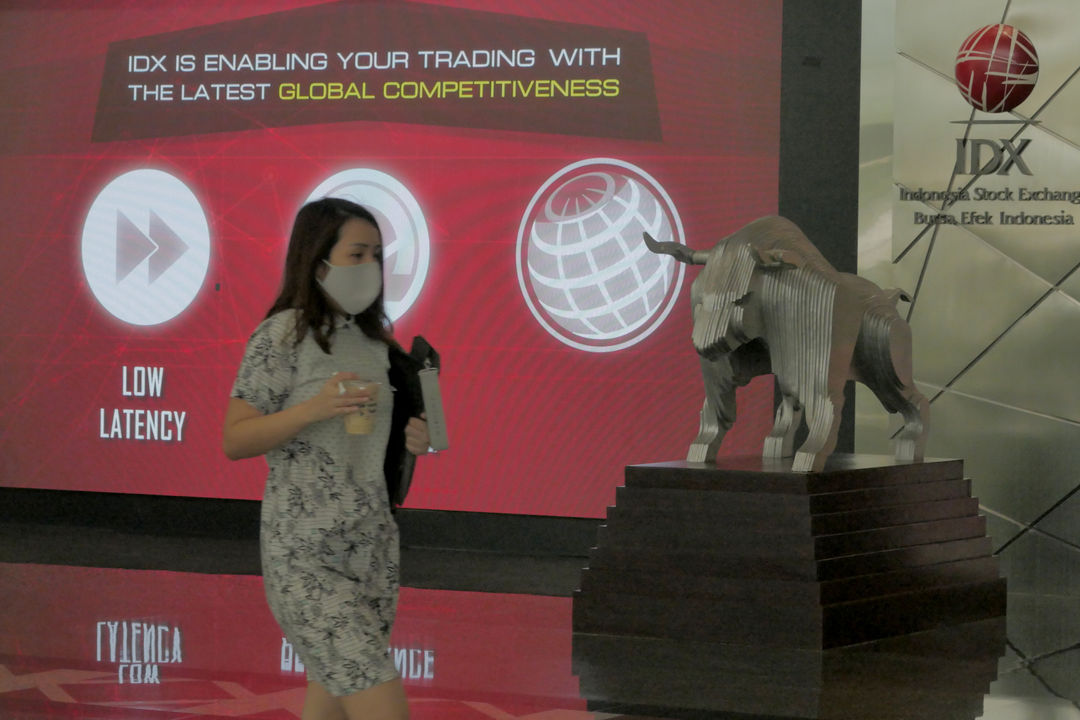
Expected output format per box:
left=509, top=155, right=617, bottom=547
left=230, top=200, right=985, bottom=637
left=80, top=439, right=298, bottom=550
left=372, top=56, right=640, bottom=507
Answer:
left=0, top=0, right=782, bottom=517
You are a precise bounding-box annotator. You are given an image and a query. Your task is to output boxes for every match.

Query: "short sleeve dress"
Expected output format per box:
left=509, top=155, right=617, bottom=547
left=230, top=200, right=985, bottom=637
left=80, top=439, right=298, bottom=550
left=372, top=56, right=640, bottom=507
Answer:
left=231, top=309, right=400, bottom=695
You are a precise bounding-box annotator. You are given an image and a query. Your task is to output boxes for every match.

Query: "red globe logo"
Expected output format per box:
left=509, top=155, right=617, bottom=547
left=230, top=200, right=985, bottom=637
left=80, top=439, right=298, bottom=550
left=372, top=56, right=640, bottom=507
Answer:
left=955, top=24, right=1039, bottom=113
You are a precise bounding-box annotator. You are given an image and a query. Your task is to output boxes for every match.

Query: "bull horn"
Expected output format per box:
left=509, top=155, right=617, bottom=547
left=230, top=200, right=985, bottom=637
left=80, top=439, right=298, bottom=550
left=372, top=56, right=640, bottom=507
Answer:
left=642, top=232, right=707, bottom=265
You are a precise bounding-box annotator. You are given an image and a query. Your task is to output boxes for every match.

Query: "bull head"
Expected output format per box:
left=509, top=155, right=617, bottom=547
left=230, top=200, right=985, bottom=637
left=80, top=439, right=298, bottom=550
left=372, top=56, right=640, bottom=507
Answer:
left=643, top=231, right=759, bottom=358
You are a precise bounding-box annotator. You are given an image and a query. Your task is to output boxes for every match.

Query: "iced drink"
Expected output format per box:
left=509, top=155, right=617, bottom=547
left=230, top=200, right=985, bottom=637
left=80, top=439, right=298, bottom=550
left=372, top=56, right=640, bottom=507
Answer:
left=341, top=380, right=379, bottom=435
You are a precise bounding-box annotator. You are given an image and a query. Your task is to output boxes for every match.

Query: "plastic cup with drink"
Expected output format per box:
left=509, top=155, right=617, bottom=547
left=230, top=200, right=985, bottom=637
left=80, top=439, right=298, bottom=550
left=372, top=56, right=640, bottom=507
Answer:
left=339, top=379, right=380, bottom=435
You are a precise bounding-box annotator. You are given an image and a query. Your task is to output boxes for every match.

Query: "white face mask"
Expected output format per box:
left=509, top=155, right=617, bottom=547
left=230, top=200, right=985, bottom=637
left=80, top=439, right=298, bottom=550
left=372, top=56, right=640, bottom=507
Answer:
left=318, top=260, right=382, bottom=315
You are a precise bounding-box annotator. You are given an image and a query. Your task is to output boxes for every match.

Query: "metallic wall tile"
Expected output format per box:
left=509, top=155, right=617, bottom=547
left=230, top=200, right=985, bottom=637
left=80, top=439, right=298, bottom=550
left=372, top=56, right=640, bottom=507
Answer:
left=861, top=0, right=896, bottom=122
left=896, top=0, right=1008, bottom=79
left=893, top=58, right=975, bottom=195
left=857, top=122, right=895, bottom=284
left=983, top=510, right=1027, bottom=553
left=1006, top=0, right=1080, bottom=139
left=1031, top=65, right=1080, bottom=147
left=862, top=0, right=1080, bottom=605
left=996, top=554, right=1080, bottom=633
left=1031, top=490, right=1080, bottom=547
left=882, top=208, right=930, bottom=294
left=892, top=66, right=1080, bottom=288
left=905, top=225, right=1051, bottom=387
left=1031, top=649, right=1080, bottom=704
left=892, top=2, right=1080, bottom=285
left=989, top=667, right=1072, bottom=704
left=951, top=289, right=1080, bottom=422
left=993, top=533, right=1080, bottom=600
left=997, top=644, right=1024, bottom=675
left=1061, top=268, right=1080, bottom=303
left=925, top=388, right=1080, bottom=525
left=857, top=0, right=904, bottom=456
left=896, top=0, right=1078, bottom=131
left=930, top=129, right=1080, bottom=285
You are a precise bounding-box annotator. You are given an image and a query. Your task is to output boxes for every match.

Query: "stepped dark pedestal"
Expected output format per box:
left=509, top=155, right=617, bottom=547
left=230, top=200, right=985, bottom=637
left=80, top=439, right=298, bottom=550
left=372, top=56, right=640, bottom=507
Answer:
left=572, top=617, right=1006, bottom=719
left=572, top=455, right=1006, bottom=649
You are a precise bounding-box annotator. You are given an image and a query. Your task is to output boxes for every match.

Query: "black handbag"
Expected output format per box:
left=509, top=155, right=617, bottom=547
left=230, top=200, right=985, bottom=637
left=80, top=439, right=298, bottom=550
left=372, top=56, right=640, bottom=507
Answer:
left=384, top=336, right=440, bottom=509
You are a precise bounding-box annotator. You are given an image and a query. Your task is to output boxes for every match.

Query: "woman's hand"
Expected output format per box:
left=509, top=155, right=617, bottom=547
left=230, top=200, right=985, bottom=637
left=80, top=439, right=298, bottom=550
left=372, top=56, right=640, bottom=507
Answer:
left=224, top=371, right=376, bottom=460
left=405, top=414, right=430, bottom=455
left=302, top=371, right=373, bottom=424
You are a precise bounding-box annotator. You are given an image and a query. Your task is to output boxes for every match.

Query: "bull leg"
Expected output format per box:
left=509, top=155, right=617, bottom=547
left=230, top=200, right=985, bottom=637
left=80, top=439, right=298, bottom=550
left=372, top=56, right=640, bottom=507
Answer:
left=792, top=334, right=856, bottom=472
left=763, top=393, right=802, bottom=459
left=888, top=325, right=930, bottom=463
left=688, top=355, right=739, bottom=463
left=792, top=387, right=845, bottom=472
left=858, top=319, right=930, bottom=463
left=893, top=386, right=929, bottom=462
left=688, top=393, right=730, bottom=462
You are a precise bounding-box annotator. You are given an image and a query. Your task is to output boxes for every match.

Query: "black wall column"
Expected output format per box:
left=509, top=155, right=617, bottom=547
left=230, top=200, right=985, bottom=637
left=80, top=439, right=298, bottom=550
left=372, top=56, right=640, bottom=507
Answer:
left=779, top=0, right=863, bottom=452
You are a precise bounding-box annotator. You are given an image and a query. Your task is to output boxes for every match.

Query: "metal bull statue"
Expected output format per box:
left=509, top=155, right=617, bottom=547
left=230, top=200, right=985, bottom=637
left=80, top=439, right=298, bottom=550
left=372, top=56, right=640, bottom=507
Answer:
left=644, top=215, right=929, bottom=472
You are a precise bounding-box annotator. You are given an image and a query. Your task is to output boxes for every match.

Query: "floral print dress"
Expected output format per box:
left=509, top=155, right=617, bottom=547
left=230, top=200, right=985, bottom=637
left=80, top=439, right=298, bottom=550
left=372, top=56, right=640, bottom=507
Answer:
left=231, top=310, right=399, bottom=695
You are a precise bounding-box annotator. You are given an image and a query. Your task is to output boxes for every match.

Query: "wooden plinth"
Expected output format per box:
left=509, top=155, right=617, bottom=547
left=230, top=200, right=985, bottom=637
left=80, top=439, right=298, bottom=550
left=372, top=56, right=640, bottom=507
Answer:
left=572, top=617, right=1005, bottom=719
left=572, top=455, right=1006, bottom=649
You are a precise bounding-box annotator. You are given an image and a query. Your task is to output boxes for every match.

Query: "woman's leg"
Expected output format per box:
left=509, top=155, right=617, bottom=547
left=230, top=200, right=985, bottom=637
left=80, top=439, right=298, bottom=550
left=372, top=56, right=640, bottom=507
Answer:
left=340, top=677, right=409, bottom=720
left=301, top=681, right=347, bottom=720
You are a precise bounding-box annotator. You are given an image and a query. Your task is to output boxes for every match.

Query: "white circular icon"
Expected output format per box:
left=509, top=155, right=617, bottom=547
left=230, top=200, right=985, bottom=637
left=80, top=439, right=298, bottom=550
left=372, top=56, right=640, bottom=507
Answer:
left=306, top=169, right=430, bottom=322
left=81, top=169, right=210, bottom=326
left=517, top=158, right=686, bottom=352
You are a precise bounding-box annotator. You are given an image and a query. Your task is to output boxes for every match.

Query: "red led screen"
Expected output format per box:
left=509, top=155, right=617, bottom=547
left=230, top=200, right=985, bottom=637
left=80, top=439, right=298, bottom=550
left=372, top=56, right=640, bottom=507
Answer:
left=0, top=0, right=781, bottom=516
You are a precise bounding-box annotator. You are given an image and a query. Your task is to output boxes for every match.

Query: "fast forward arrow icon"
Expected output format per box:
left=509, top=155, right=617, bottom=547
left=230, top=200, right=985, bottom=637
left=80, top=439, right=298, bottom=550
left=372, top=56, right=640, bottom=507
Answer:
left=115, top=209, right=190, bottom=283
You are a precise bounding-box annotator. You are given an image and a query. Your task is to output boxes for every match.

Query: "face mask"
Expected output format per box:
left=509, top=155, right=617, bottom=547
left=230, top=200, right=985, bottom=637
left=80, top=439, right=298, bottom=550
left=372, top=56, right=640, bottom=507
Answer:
left=318, top=260, right=382, bottom=315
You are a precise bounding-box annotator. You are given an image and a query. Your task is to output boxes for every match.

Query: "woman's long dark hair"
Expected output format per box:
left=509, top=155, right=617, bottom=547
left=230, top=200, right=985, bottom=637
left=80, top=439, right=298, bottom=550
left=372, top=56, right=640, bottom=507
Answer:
left=266, top=197, right=393, bottom=353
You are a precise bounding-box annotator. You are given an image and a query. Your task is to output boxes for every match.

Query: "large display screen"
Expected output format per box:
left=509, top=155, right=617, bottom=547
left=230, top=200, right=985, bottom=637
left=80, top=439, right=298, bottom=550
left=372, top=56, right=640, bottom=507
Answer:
left=0, top=0, right=782, bottom=516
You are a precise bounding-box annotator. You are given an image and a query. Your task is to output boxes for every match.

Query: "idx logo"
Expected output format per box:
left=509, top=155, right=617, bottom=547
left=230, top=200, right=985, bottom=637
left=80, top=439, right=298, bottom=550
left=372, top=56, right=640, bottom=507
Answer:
left=954, top=138, right=1033, bottom=176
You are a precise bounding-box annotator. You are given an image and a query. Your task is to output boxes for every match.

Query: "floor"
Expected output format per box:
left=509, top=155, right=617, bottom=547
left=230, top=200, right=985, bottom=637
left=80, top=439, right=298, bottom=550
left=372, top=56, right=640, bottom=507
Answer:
left=0, top=521, right=1078, bottom=720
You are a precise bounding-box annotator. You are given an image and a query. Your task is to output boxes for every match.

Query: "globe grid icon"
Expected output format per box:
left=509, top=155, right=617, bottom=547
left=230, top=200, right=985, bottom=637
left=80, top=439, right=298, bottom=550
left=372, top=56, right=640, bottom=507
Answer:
left=517, top=159, right=685, bottom=352
left=954, top=24, right=1039, bottom=113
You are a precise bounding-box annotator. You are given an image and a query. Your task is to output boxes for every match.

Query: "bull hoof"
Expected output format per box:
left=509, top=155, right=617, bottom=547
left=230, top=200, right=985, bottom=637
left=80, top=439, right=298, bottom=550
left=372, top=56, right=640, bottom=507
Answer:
left=762, top=436, right=791, bottom=459
left=687, top=443, right=710, bottom=463
left=791, top=451, right=823, bottom=473
left=894, top=438, right=924, bottom=463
